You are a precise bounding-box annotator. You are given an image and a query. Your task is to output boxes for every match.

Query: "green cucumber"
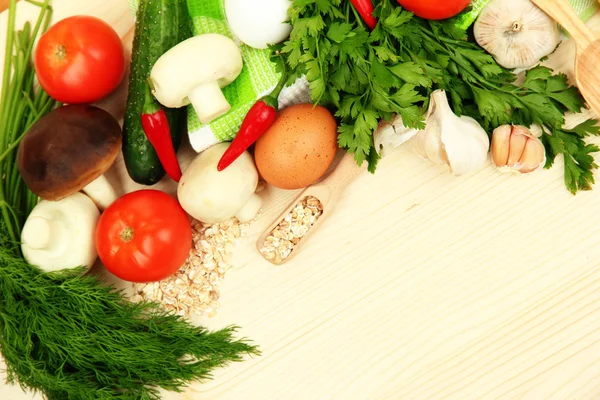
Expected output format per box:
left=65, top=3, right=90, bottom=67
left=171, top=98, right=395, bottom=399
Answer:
left=123, top=0, right=192, bottom=185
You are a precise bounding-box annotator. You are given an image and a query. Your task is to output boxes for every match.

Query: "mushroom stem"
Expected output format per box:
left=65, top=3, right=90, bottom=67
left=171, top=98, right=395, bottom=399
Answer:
left=188, top=81, right=232, bottom=124
left=234, top=193, right=262, bottom=223
left=22, top=215, right=59, bottom=250
left=82, top=175, right=118, bottom=210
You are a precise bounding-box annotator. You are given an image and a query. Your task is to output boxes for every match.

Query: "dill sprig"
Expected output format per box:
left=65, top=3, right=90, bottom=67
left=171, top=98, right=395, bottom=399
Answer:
left=0, top=1, right=259, bottom=398
left=0, top=233, right=259, bottom=399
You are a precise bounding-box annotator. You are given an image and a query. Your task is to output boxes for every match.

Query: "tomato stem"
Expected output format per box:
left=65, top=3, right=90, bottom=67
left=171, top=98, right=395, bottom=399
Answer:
left=119, top=227, right=134, bottom=242
left=54, top=44, right=66, bottom=61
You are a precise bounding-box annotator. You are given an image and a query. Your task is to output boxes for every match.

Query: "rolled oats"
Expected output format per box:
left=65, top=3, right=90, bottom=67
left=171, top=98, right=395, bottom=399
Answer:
left=259, top=196, right=323, bottom=264
left=127, top=217, right=246, bottom=318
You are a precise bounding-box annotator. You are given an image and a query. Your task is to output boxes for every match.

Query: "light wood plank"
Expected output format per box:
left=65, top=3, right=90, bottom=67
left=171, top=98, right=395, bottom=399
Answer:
left=2, top=1, right=600, bottom=399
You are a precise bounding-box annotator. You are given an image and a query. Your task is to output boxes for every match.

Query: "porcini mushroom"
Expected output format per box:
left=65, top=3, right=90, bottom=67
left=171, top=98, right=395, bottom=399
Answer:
left=177, top=143, right=262, bottom=224
left=149, top=34, right=243, bottom=124
left=21, top=192, right=100, bottom=273
left=17, top=104, right=122, bottom=210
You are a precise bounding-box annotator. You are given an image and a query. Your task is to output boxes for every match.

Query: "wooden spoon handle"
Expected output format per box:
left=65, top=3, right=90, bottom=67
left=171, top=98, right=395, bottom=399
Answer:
left=531, top=0, right=597, bottom=47
left=318, top=152, right=365, bottom=195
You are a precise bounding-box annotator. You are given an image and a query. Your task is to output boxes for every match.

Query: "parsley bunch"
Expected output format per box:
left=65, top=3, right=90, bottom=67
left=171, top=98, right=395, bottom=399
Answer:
left=281, top=0, right=600, bottom=194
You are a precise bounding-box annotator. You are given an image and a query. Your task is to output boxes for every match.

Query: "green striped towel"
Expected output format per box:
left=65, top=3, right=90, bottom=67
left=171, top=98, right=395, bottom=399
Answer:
left=456, top=0, right=599, bottom=30
left=128, top=0, right=309, bottom=152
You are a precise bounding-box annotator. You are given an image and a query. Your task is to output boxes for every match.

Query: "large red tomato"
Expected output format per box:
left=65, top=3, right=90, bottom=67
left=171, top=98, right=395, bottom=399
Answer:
left=397, top=0, right=471, bottom=20
left=96, top=190, right=192, bottom=283
left=34, top=15, right=125, bottom=104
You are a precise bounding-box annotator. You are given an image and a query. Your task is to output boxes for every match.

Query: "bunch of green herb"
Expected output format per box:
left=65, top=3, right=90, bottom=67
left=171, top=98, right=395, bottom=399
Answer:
left=281, top=0, right=600, bottom=194
left=0, top=0, right=55, bottom=242
left=0, top=1, right=258, bottom=398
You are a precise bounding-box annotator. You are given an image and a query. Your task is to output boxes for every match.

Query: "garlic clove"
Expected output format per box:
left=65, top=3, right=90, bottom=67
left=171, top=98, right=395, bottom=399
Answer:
left=414, top=97, right=448, bottom=165
left=443, top=116, right=490, bottom=176
left=417, top=119, right=448, bottom=165
left=374, top=115, right=420, bottom=156
left=474, top=0, right=560, bottom=69
left=518, top=134, right=546, bottom=173
left=491, top=125, right=511, bottom=167
left=491, top=124, right=546, bottom=174
left=507, top=128, right=528, bottom=167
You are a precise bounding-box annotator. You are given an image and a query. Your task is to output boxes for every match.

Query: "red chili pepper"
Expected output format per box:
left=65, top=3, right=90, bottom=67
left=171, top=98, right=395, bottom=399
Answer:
left=350, top=0, right=377, bottom=30
left=217, top=55, right=288, bottom=172
left=141, top=81, right=182, bottom=182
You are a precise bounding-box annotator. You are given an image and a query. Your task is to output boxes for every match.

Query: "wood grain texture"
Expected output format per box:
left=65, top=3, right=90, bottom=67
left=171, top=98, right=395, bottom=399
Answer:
left=257, top=151, right=366, bottom=265
left=533, top=0, right=598, bottom=46
left=531, top=0, right=600, bottom=121
left=2, top=1, right=600, bottom=399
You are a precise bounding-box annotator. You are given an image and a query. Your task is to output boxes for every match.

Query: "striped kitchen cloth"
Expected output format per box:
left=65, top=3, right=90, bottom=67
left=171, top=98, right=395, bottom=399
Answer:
left=128, top=0, right=309, bottom=153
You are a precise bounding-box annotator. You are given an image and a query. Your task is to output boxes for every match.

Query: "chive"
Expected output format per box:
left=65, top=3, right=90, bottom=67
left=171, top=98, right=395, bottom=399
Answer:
left=0, top=0, right=54, bottom=243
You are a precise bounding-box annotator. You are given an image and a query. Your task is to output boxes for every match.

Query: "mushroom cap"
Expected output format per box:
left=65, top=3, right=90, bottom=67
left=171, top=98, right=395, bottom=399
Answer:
left=149, top=34, right=243, bottom=108
left=17, top=104, right=122, bottom=201
left=177, top=143, right=259, bottom=224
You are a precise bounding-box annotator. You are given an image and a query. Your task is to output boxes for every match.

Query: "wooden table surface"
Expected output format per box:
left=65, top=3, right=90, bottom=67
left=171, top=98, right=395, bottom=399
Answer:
left=3, top=1, right=600, bottom=399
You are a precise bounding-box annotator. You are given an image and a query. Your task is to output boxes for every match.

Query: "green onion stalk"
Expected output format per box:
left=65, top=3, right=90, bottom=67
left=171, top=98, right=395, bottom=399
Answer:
left=0, top=2, right=259, bottom=398
left=0, top=0, right=54, bottom=246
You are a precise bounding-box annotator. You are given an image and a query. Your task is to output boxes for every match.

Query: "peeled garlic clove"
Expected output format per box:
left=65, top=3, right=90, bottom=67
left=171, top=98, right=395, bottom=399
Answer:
left=507, top=127, right=528, bottom=166
left=474, top=0, right=560, bottom=69
left=491, top=125, right=511, bottom=167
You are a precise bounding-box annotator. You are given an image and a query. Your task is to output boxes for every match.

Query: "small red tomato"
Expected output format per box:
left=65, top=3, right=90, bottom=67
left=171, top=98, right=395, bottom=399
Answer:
left=96, top=190, right=192, bottom=283
left=397, top=0, right=471, bottom=20
left=34, top=15, right=125, bottom=104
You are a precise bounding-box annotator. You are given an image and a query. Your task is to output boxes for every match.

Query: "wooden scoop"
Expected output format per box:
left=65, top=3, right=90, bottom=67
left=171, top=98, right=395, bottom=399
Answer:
left=531, top=0, right=600, bottom=116
left=257, top=152, right=365, bottom=265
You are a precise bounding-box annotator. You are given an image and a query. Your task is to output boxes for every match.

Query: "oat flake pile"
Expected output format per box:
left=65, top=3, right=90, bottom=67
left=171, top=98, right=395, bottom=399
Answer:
left=128, top=218, right=246, bottom=317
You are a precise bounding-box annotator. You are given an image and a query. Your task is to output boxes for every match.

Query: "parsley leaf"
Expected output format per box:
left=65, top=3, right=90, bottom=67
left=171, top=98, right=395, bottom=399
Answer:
left=543, top=122, right=600, bottom=193
left=281, top=0, right=600, bottom=193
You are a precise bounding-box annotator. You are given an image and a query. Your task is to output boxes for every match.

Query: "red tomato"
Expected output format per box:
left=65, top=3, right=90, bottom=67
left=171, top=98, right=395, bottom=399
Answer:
left=397, top=0, right=471, bottom=20
left=95, top=190, right=192, bottom=283
left=34, top=15, right=125, bottom=104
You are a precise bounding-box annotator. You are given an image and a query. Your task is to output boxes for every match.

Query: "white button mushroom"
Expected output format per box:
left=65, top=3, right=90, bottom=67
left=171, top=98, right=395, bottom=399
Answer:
left=149, top=34, right=244, bottom=124
left=177, top=143, right=262, bottom=224
left=21, top=193, right=100, bottom=273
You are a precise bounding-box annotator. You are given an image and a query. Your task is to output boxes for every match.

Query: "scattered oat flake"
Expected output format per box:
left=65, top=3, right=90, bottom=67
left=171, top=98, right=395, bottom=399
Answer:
left=127, top=218, right=247, bottom=318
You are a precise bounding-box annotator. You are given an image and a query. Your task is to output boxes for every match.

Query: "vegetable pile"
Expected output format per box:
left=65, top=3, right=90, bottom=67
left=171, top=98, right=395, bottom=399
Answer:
left=3, top=0, right=600, bottom=397
left=281, top=0, right=600, bottom=193
left=0, top=1, right=258, bottom=399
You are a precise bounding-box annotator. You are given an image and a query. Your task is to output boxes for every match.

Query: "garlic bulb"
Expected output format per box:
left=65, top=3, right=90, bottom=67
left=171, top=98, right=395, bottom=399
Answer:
left=413, top=90, right=490, bottom=176
left=491, top=125, right=546, bottom=173
left=474, top=0, right=560, bottom=69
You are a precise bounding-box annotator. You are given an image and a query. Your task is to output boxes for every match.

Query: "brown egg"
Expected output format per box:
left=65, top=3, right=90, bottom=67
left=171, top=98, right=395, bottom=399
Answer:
left=254, top=104, right=338, bottom=190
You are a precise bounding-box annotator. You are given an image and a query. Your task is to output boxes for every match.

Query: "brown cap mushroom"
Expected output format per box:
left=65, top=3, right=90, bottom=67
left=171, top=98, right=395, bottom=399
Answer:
left=17, top=104, right=122, bottom=209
